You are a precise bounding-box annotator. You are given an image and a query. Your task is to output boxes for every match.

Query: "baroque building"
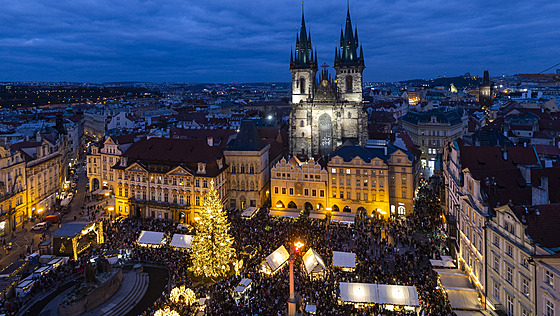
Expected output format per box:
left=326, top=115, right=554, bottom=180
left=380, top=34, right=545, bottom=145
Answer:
left=224, top=120, right=270, bottom=210
left=289, top=8, right=367, bottom=157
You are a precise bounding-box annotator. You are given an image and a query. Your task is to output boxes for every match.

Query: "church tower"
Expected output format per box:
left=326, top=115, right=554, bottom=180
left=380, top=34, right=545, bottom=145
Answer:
left=290, top=8, right=318, bottom=104
left=289, top=5, right=367, bottom=158
left=479, top=70, right=493, bottom=108
left=334, top=7, right=365, bottom=102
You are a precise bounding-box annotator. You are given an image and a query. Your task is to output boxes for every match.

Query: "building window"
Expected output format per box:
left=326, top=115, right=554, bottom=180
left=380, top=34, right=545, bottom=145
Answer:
left=493, top=234, right=500, bottom=248
left=506, top=266, right=513, bottom=284
left=332, top=191, right=336, bottom=198
left=522, top=277, right=529, bottom=297
left=274, top=187, right=279, bottom=194
left=546, top=299, right=555, bottom=316
left=346, top=169, right=351, bottom=174
left=312, top=189, right=316, bottom=197
left=364, top=193, right=368, bottom=201
left=347, top=191, right=351, bottom=200
left=506, top=244, right=513, bottom=257
left=195, top=196, right=200, bottom=206
left=402, top=190, right=407, bottom=198
left=493, top=282, right=499, bottom=301
left=356, top=192, right=361, bottom=200
left=331, top=168, right=336, bottom=173
left=332, top=178, right=336, bottom=185
left=164, top=193, right=169, bottom=202
left=364, top=179, right=368, bottom=187
left=506, top=294, right=513, bottom=316
left=340, top=191, right=344, bottom=199
left=319, top=190, right=324, bottom=197
left=402, top=177, right=407, bottom=185
left=494, top=256, right=499, bottom=273
left=546, top=270, right=554, bottom=288
left=289, top=188, right=294, bottom=195
left=356, top=179, right=360, bottom=187
left=195, top=179, right=200, bottom=187
left=304, top=189, right=309, bottom=196
left=521, top=308, right=529, bottom=316
left=282, top=188, right=286, bottom=195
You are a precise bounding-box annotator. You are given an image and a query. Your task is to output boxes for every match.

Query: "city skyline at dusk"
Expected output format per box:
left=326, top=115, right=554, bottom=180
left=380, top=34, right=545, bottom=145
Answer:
left=1, top=0, right=559, bottom=83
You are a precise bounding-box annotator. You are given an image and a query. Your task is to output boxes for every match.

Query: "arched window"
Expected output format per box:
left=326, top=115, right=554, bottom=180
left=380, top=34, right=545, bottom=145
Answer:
left=300, top=78, right=306, bottom=94
left=250, top=165, right=254, bottom=174
left=232, top=165, right=236, bottom=173
left=300, top=120, right=304, bottom=127
left=250, top=181, right=254, bottom=191
left=288, top=201, right=297, bottom=209
left=240, top=181, right=245, bottom=190
left=346, top=76, right=353, bottom=93
left=240, top=164, right=245, bottom=173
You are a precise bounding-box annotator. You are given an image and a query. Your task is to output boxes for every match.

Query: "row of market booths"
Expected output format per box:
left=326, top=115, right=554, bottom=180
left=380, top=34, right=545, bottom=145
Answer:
left=0, top=254, right=70, bottom=299
left=258, top=245, right=420, bottom=314
left=267, top=208, right=356, bottom=224
left=136, top=230, right=193, bottom=249
left=430, top=256, right=489, bottom=315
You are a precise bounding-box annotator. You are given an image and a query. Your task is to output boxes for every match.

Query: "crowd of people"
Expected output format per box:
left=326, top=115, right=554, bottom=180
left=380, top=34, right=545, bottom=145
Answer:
left=0, top=176, right=457, bottom=315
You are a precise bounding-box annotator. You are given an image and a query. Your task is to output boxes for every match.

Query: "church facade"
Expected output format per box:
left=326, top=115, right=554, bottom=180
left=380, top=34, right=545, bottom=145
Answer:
left=289, top=8, right=368, bottom=157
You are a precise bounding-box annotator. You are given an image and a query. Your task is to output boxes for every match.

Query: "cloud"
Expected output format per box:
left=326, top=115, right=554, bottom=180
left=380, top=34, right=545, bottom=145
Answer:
left=0, top=0, right=559, bottom=82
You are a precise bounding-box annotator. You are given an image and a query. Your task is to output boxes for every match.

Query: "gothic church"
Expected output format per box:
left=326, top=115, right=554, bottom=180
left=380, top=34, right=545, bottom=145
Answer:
left=289, top=7, right=367, bottom=157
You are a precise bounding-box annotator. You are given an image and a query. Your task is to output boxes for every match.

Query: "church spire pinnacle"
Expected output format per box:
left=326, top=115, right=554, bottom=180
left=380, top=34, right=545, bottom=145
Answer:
left=291, top=1, right=316, bottom=69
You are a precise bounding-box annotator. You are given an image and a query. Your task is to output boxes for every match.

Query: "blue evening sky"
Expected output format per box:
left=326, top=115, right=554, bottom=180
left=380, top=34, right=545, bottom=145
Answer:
left=1, top=0, right=558, bottom=83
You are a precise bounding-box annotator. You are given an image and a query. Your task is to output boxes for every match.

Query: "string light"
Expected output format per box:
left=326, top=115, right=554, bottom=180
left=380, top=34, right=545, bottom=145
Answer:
left=154, top=306, right=180, bottom=316
left=190, top=180, right=236, bottom=278
left=170, top=286, right=197, bottom=305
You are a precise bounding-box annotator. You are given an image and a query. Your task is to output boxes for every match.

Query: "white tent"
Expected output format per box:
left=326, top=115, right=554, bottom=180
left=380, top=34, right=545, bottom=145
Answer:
left=339, top=283, right=419, bottom=307
left=269, top=209, right=301, bottom=218
left=169, top=234, right=193, bottom=249
left=332, top=251, right=356, bottom=270
left=331, top=212, right=355, bottom=223
left=302, top=248, right=326, bottom=276
left=241, top=207, right=258, bottom=219
left=339, top=282, right=378, bottom=304
left=376, top=284, right=419, bottom=306
left=137, top=231, right=164, bottom=246
left=446, top=289, right=483, bottom=310
left=308, top=212, right=325, bottom=220
left=263, top=245, right=290, bottom=274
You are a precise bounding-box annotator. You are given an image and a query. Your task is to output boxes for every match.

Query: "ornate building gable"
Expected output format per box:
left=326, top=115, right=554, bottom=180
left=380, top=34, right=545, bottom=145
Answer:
left=125, top=162, right=148, bottom=173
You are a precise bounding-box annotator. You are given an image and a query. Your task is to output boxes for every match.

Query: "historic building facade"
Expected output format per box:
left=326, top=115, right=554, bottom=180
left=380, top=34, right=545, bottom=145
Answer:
left=88, top=137, right=227, bottom=223
left=224, top=120, right=270, bottom=210
left=270, top=142, right=415, bottom=220
left=289, top=9, right=367, bottom=157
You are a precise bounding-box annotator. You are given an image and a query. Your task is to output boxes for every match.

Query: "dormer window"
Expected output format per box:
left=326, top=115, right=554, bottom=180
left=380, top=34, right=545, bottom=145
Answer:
left=217, top=158, right=223, bottom=169
left=198, top=163, right=206, bottom=174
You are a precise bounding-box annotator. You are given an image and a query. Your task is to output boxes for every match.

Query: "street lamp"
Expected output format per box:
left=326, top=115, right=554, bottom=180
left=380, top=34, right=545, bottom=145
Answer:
left=287, top=240, right=304, bottom=316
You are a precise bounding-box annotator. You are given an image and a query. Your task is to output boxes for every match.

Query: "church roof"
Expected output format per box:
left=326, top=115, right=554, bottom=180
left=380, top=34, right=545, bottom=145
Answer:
left=329, top=144, right=414, bottom=165
left=227, top=120, right=267, bottom=151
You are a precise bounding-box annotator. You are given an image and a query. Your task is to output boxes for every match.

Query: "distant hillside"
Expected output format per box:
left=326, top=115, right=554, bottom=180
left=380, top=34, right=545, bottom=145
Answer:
left=399, top=75, right=482, bottom=90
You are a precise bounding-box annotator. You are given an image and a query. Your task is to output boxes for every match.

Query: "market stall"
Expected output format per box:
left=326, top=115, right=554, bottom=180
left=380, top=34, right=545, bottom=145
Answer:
left=302, top=248, right=326, bottom=279
left=169, top=234, right=193, bottom=249
left=261, top=245, right=290, bottom=275
left=332, top=251, right=356, bottom=271
left=136, top=230, right=165, bottom=247
left=241, top=207, right=259, bottom=219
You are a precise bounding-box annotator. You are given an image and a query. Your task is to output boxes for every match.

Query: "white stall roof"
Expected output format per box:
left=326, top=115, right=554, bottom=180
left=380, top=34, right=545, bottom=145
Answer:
left=302, top=248, right=326, bottom=275
left=377, top=284, right=419, bottom=306
left=308, top=212, right=325, bottom=220
left=339, top=283, right=419, bottom=306
left=331, top=213, right=355, bottom=223
left=241, top=207, right=258, bottom=219
left=332, top=251, right=356, bottom=269
left=169, top=234, right=193, bottom=249
left=305, top=304, right=317, bottom=313
left=446, top=289, right=483, bottom=310
left=265, top=245, right=290, bottom=273
left=234, top=285, right=247, bottom=294
left=239, top=278, right=251, bottom=287
left=269, top=209, right=301, bottom=218
left=137, top=231, right=164, bottom=246
left=339, top=282, right=378, bottom=304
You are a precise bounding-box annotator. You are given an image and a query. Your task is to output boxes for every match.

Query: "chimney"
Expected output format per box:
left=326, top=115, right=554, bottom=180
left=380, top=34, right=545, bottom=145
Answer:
left=120, top=157, right=127, bottom=167
left=502, top=148, right=507, bottom=160
left=519, top=165, right=531, bottom=186
left=207, top=136, right=213, bottom=147
left=532, top=176, right=549, bottom=205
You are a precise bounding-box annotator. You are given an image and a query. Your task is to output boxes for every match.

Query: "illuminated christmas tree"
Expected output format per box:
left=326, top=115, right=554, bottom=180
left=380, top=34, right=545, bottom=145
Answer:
left=190, top=181, right=235, bottom=279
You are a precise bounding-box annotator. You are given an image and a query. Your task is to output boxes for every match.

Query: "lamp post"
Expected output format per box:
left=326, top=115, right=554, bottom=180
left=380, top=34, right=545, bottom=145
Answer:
left=287, top=241, right=304, bottom=316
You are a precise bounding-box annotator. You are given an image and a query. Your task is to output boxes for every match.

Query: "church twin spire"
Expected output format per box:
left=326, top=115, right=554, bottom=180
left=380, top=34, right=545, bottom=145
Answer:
left=291, top=3, right=364, bottom=69
left=290, top=7, right=317, bottom=69
left=335, top=7, right=364, bottom=65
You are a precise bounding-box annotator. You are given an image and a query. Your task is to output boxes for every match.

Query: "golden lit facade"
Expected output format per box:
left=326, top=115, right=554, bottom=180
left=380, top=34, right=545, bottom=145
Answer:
left=0, top=146, right=27, bottom=234
left=270, top=144, right=415, bottom=220
left=88, top=137, right=227, bottom=224
left=270, top=157, right=327, bottom=213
